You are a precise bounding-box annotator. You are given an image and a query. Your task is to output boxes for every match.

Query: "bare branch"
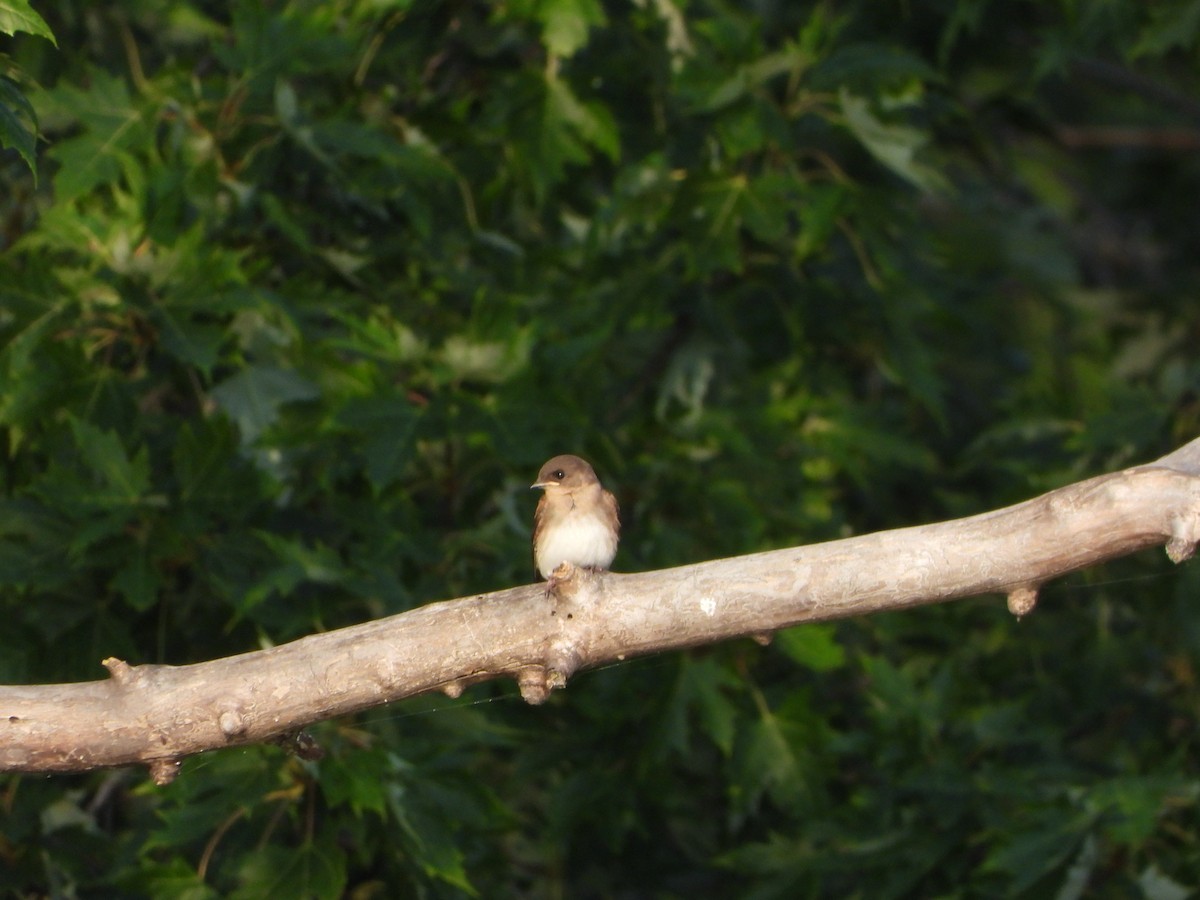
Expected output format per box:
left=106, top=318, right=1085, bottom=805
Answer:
left=3, top=438, right=1199, bottom=780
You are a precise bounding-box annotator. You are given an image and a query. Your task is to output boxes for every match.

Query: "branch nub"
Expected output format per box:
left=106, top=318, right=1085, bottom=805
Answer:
left=218, top=709, right=246, bottom=739
left=102, top=657, right=135, bottom=683
left=517, top=667, right=549, bottom=705
left=1007, top=585, right=1039, bottom=619
left=148, top=758, right=181, bottom=785
left=545, top=642, right=581, bottom=689
left=516, top=645, right=583, bottom=701
left=1166, top=513, right=1199, bottom=563
left=545, top=561, right=582, bottom=600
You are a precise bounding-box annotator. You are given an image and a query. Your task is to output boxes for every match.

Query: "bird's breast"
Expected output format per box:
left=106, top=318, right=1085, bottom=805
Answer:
left=534, top=507, right=619, bottom=579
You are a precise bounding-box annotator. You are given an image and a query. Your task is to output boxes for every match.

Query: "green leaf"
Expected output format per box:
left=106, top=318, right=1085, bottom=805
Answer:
left=702, top=46, right=812, bottom=112
left=0, top=75, right=38, bottom=176
left=439, top=330, right=533, bottom=384
left=231, top=843, right=346, bottom=900
left=812, top=42, right=937, bottom=93
left=839, top=88, right=949, bottom=193
left=505, top=72, right=619, bottom=198
left=319, top=742, right=390, bottom=816
left=335, top=394, right=421, bottom=492
left=545, top=75, right=620, bottom=161
left=795, top=183, right=846, bottom=259
left=39, top=70, right=149, bottom=201
left=388, top=783, right=480, bottom=896
left=687, top=658, right=739, bottom=756
left=1088, top=776, right=1193, bottom=844
left=154, top=310, right=227, bottom=376
left=219, top=531, right=346, bottom=614
left=124, top=859, right=220, bottom=900
left=981, top=811, right=1095, bottom=894
left=775, top=624, right=846, bottom=672
left=68, top=417, right=151, bottom=504
left=538, top=0, right=606, bottom=58
left=111, top=546, right=161, bottom=611
left=652, top=656, right=741, bottom=759
left=255, top=531, right=346, bottom=588
left=1131, top=1, right=1200, bottom=58
left=172, top=416, right=249, bottom=504
left=211, top=365, right=320, bottom=444
left=730, top=694, right=820, bottom=822
left=0, top=500, right=66, bottom=588
left=0, top=0, right=56, bottom=43
left=259, top=191, right=315, bottom=252
left=40, top=794, right=98, bottom=832
left=0, top=300, right=71, bottom=430
left=1138, top=865, right=1192, bottom=900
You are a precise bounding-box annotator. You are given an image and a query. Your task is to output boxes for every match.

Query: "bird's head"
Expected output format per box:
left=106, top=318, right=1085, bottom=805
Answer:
left=531, top=455, right=599, bottom=493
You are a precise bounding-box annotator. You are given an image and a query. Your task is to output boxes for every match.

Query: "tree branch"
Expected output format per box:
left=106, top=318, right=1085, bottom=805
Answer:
left=4, top=438, right=1199, bottom=782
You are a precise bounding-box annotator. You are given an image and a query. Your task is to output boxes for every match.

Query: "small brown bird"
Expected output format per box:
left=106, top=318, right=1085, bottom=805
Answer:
left=531, top=454, right=620, bottom=580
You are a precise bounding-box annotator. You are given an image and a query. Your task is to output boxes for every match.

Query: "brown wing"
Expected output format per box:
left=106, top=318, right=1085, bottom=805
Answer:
left=603, top=489, right=620, bottom=543
left=532, top=491, right=549, bottom=578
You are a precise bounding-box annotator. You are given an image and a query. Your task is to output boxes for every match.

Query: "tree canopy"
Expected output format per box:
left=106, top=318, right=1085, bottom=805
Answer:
left=2, top=1, right=1200, bottom=896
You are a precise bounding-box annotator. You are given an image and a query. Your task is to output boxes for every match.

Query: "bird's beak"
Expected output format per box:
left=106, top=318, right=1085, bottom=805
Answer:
left=530, top=480, right=555, bottom=490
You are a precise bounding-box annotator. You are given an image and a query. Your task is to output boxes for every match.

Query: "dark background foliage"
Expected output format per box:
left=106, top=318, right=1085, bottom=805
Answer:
left=3, top=0, right=1200, bottom=896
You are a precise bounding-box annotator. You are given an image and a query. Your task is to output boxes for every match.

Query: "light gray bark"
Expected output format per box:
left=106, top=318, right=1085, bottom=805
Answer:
left=3, top=438, right=1199, bottom=783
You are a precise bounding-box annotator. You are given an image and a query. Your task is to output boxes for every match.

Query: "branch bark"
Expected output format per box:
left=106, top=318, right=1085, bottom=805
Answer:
left=4, top=439, right=1200, bottom=782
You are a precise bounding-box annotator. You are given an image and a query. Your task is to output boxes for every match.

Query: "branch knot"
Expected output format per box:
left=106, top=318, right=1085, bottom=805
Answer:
left=1007, top=585, right=1039, bottom=619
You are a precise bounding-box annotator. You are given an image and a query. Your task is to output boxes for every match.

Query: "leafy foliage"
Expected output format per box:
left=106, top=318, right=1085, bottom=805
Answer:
left=2, top=0, right=1200, bottom=896
left=0, top=0, right=53, bottom=175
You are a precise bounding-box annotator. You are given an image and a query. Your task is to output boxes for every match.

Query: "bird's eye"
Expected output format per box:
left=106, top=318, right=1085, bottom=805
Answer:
left=553, top=470, right=565, bottom=480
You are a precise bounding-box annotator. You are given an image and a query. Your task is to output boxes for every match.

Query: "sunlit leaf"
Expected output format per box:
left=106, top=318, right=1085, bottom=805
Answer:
left=775, top=624, right=846, bottom=672
left=0, top=0, right=56, bottom=42
left=538, top=0, right=606, bottom=58
left=839, top=88, right=949, bottom=193
left=211, top=365, right=320, bottom=444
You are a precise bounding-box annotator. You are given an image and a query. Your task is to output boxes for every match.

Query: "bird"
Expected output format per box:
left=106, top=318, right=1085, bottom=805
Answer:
left=531, top=454, right=620, bottom=581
